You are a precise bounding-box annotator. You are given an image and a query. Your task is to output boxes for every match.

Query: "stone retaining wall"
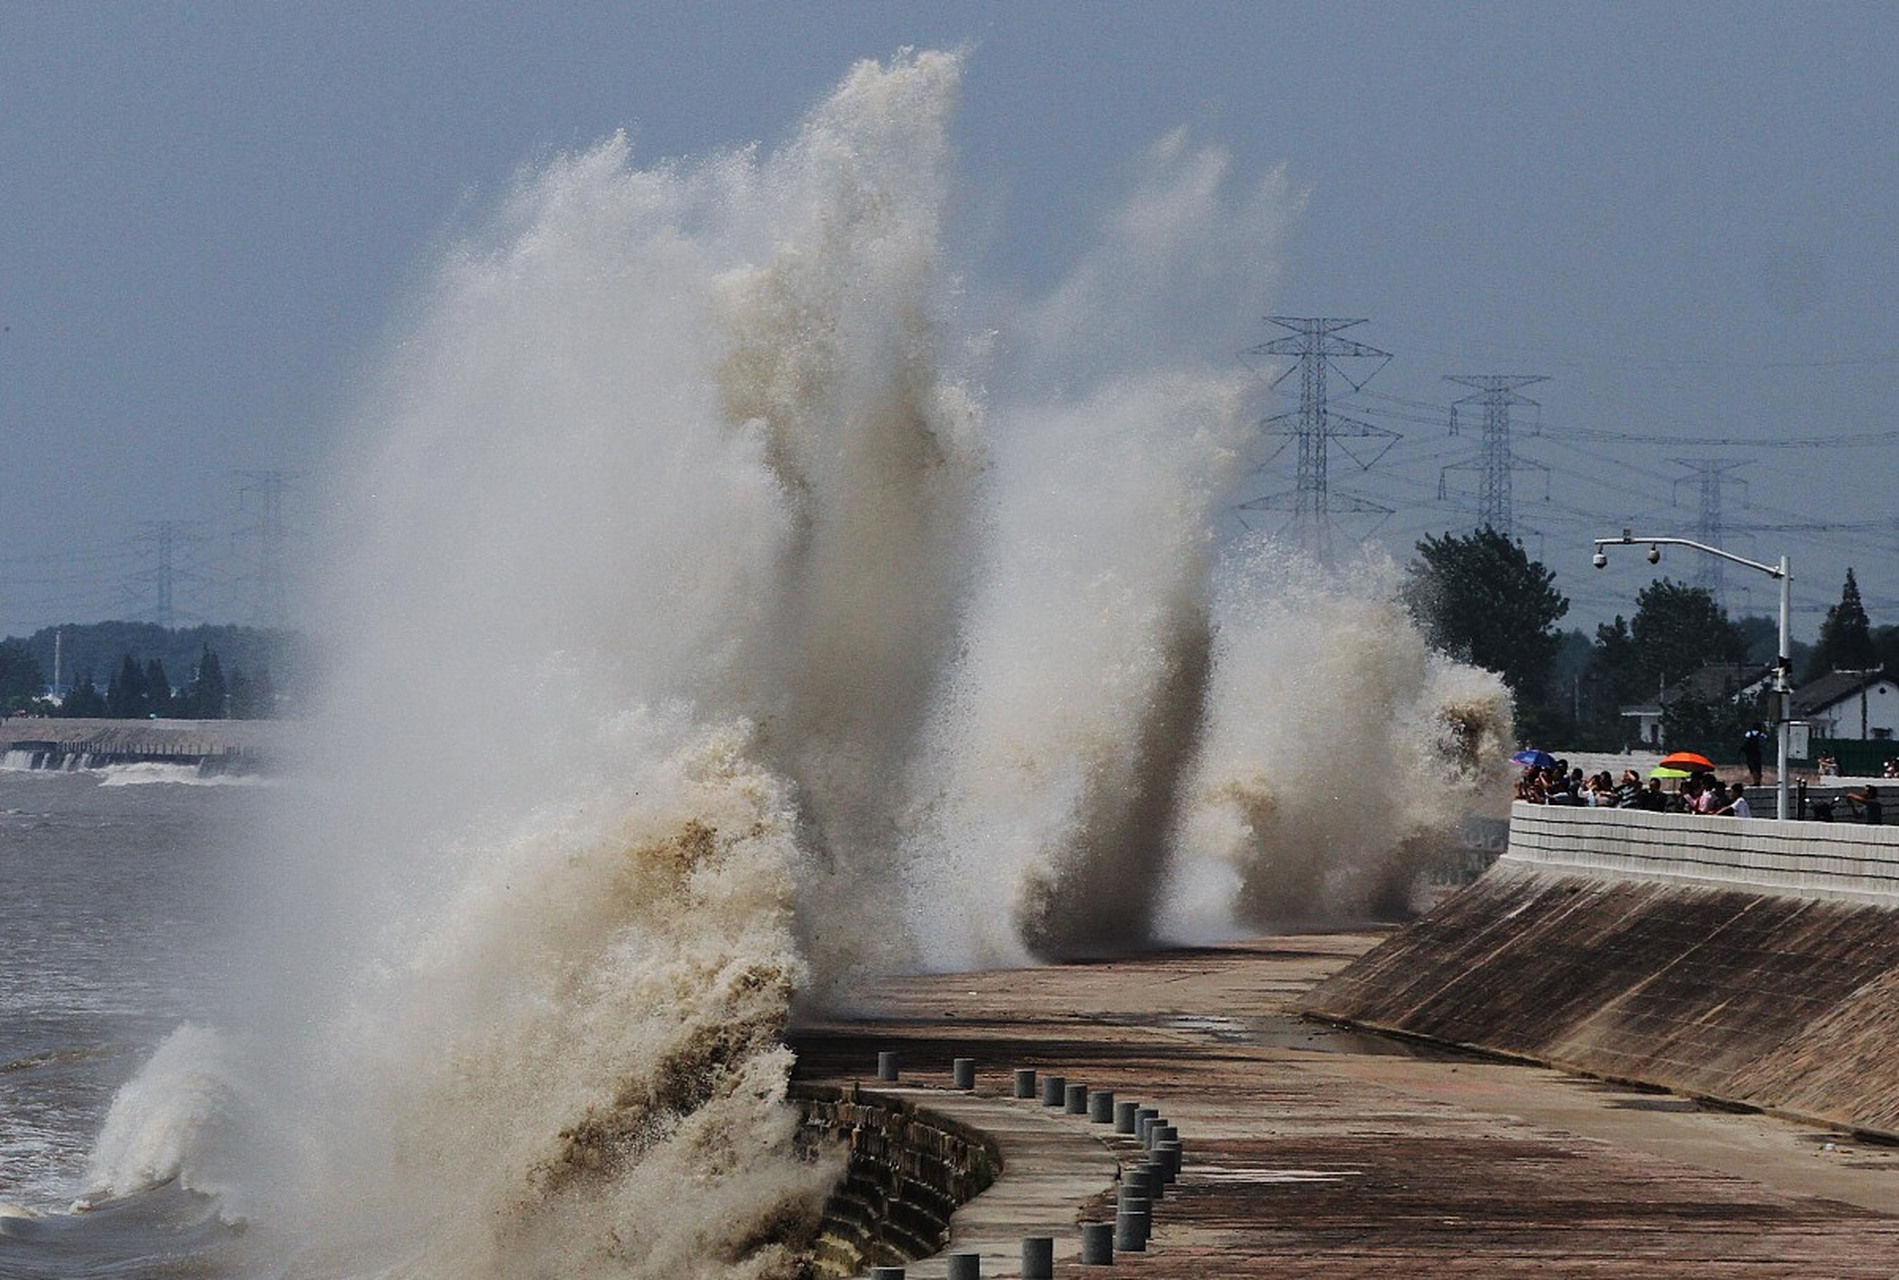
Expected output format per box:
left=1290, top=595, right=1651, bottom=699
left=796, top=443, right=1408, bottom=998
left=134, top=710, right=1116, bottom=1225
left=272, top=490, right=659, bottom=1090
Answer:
left=1301, top=804, right=1899, bottom=1137
left=791, top=1083, right=1000, bottom=1277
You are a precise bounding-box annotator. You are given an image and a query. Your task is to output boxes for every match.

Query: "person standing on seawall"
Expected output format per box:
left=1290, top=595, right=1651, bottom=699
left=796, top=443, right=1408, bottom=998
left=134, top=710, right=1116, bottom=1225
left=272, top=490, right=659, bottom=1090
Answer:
left=1742, top=723, right=1768, bottom=787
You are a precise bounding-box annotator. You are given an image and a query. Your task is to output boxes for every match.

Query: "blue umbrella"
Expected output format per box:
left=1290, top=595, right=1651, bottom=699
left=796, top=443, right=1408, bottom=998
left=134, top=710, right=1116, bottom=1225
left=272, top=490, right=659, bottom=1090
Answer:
left=1511, top=749, right=1557, bottom=770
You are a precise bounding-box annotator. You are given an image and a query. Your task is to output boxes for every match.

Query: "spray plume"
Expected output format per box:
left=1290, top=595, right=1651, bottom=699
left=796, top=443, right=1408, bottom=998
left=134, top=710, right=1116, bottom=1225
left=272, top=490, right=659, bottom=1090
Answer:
left=83, top=49, right=1508, bottom=1278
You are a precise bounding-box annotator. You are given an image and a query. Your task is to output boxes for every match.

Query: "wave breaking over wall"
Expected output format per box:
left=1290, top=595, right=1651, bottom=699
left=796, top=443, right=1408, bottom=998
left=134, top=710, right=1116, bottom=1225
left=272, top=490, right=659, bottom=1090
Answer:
left=84, top=50, right=1510, bottom=1278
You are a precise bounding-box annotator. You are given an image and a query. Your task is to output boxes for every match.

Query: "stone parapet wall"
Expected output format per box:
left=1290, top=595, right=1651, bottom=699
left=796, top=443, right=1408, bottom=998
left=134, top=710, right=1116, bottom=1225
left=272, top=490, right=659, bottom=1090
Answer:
left=791, top=1083, right=1000, bottom=1277
left=1504, top=802, right=1899, bottom=904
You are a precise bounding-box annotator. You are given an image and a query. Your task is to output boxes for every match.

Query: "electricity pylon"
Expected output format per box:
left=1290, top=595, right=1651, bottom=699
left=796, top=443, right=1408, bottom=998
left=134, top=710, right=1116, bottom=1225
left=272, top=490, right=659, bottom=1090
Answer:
left=1236, top=317, right=1396, bottom=563
left=1437, top=374, right=1548, bottom=538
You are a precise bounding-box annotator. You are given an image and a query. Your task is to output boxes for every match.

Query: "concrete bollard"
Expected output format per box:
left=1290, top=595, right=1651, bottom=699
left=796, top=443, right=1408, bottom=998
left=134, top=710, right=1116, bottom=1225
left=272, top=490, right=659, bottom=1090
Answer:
left=1142, top=1160, right=1166, bottom=1201
left=946, top=1252, right=981, bottom=1280
left=876, top=1050, right=900, bottom=1082
left=1115, top=1207, right=1149, bottom=1252
left=1136, top=1110, right=1160, bottom=1144
left=1156, top=1139, right=1182, bottom=1179
left=1123, top=1166, right=1155, bottom=1200
left=871, top=1269, right=906, bottom=1280
left=1014, top=1067, right=1037, bottom=1099
left=1080, top=1220, right=1115, bottom=1265
left=1065, top=1082, right=1089, bottom=1114
left=952, top=1057, right=976, bottom=1091
left=1113, top=1099, right=1138, bottom=1133
left=1152, top=1123, right=1178, bottom=1150
left=1089, top=1088, right=1115, bottom=1123
left=1022, top=1235, right=1055, bottom=1279
left=1042, top=1074, right=1067, bottom=1106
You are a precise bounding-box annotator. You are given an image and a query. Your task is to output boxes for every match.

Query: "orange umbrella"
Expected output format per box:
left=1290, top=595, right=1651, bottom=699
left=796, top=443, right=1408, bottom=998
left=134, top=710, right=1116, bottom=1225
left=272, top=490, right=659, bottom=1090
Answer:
left=1659, top=751, right=1715, bottom=772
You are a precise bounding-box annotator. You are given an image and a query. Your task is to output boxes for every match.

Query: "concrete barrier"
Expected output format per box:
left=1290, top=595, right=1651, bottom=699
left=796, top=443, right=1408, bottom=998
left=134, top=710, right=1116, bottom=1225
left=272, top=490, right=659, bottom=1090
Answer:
left=1302, top=802, right=1899, bottom=1138
left=1504, top=803, right=1899, bottom=904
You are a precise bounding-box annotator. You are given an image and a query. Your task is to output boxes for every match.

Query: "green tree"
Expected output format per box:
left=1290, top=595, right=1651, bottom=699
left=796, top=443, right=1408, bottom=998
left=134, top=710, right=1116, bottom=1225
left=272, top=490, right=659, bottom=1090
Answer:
left=1401, top=526, right=1570, bottom=714
left=144, top=658, right=173, bottom=717
left=229, top=666, right=275, bottom=719
left=1661, top=679, right=1755, bottom=751
left=60, top=671, right=107, bottom=718
left=1628, top=578, right=1746, bottom=689
left=0, top=640, right=45, bottom=711
left=1577, top=615, right=1644, bottom=747
left=1735, top=613, right=1811, bottom=678
left=1805, top=567, right=1879, bottom=680
left=183, top=645, right=228, bottom=719
left=1874, top=624, right=1899, bottom=680
left=1580, top=581, right=1746, bottom=749
left=106, top=654, right=146, bottom=718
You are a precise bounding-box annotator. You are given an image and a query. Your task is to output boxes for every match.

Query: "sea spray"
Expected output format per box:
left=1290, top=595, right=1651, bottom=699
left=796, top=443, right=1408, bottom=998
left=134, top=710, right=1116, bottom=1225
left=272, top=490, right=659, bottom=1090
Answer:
left=91, top=52, right=982, bottom=1279
left=900, top=374, right=1248, bottom=966
left=77, top=47, right=1516, bottom=1279
left=897, top=125, right=1293, bottom=967
left=268, top=719, right=833, bottom=1279
left=1166, top=545, right=1514, bottom=932
left=82, top=1023, right=249, bottom=1207
left=711, top=50, right=983, bottom=989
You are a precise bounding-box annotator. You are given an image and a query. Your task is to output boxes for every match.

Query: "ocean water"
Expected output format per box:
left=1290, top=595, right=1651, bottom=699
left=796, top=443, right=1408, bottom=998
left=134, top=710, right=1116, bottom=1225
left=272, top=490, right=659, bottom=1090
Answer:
left=2, top=50, right=1512, bottom=1280
left=0, top=765, right=263, bottom=1275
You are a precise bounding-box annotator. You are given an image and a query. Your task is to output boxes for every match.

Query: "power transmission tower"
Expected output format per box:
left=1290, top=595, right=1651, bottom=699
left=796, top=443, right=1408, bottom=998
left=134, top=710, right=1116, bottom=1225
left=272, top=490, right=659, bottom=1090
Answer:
left=1436, top=375, right=1548, bottom=538
left=1671, top=458, right=1750, bottom=610
left=124, top=521, right=204, bottom=629
left=236, top=470, right=299, bottom=628
left=1236, top=317, right=1397, bottom=563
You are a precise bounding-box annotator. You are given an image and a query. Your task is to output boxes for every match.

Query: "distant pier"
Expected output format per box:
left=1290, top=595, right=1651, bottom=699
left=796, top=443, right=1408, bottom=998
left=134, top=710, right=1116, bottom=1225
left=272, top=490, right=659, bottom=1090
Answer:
left=0, top=717, right=279, bottom=774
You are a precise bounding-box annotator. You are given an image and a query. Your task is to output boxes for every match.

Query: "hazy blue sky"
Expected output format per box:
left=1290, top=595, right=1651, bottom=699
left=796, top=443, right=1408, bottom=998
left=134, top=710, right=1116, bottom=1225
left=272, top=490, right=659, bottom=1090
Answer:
left=4, top=1, right=1896, bottom=641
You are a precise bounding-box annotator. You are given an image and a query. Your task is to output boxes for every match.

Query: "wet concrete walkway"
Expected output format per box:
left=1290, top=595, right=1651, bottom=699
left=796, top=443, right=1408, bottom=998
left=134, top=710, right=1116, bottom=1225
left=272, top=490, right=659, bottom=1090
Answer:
left=792, top=933, right=1899, bottom=1277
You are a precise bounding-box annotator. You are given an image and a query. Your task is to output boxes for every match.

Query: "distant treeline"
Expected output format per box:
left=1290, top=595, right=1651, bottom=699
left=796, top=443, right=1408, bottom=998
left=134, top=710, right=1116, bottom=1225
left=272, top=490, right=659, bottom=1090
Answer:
left=0, top=622, right=308, bottom=717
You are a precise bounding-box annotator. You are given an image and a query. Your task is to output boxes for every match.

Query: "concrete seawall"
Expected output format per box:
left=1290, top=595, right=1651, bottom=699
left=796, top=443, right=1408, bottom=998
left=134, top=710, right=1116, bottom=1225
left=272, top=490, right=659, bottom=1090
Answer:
left=0, top=718, right=278, bottom=773
left=1302, top=803, right=1899, bottom=1137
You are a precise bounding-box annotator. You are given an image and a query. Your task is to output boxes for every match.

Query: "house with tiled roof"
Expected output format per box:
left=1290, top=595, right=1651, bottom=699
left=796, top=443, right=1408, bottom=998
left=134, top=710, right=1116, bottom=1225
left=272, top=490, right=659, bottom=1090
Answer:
left=1620, top=662, right=1774, bottom=749
left=1792, top=669, right=1899, bottom=742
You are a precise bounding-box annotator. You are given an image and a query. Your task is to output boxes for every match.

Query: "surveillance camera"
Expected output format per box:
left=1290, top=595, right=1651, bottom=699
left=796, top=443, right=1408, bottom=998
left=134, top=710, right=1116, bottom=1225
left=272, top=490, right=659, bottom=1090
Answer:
left=1647, top=544, right=1661, bottom=564
left=1592, top=551, right=1608, bottom=569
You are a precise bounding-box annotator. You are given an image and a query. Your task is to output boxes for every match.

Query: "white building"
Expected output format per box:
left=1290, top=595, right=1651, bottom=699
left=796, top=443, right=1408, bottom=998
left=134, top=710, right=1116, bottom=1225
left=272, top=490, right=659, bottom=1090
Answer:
left=1620, top=663, right=1774, bottom=750
left=1792, top=670, right=1899, bottom=742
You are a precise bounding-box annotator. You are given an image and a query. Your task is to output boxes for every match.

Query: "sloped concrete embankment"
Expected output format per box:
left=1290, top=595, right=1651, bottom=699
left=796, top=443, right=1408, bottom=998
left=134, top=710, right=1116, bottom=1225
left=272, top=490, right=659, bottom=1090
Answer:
left=1301, top=804, right=1899, bottom=1137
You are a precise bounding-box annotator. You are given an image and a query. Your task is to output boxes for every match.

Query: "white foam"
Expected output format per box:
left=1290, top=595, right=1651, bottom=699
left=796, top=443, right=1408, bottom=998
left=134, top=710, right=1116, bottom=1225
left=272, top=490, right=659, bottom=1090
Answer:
left=84, top=48, right=1511, bottom=1278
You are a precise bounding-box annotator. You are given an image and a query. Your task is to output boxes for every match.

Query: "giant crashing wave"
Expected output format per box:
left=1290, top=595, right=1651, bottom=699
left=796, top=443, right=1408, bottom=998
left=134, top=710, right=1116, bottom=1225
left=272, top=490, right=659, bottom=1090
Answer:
left=81, top=50, right=1511, bottom=1279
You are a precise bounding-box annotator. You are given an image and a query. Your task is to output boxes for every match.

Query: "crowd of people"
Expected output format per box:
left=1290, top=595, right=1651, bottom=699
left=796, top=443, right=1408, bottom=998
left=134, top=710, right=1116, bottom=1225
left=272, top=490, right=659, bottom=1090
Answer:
left=1515, top=761, right=1753, bottom=816
left=1516, top=758, right=1884, bottom=823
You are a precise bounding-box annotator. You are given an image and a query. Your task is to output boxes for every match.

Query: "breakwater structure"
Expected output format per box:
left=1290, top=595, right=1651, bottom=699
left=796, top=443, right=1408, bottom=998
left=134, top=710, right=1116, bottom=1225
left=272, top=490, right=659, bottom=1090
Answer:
left=1302, top=802, right=1899, bottom=1139
left=791, top=1083, right=1002, bottom=1276
left=0, top=718, right=279, bottom=775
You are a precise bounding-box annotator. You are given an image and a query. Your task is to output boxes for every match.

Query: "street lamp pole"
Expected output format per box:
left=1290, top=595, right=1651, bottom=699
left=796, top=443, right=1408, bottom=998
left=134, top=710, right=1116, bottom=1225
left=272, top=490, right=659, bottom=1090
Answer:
left=1592, top=529, right=1793, bottom=820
